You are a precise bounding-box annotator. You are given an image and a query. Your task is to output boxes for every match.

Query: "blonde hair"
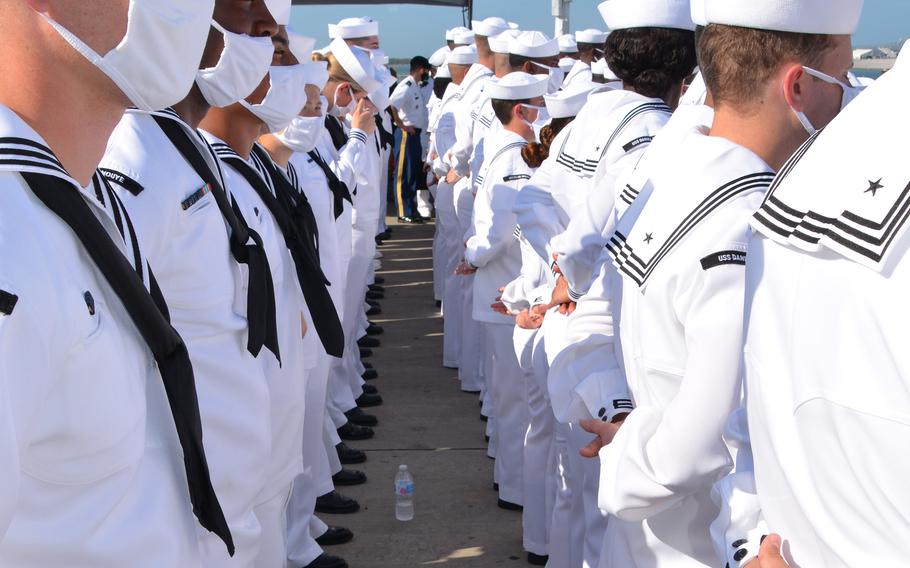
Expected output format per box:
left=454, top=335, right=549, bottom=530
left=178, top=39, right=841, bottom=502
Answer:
left=312, top=52, right=366, bottom=92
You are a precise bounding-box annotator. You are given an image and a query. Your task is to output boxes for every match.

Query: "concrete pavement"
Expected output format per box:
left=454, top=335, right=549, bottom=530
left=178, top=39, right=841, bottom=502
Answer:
left=321, top=219, right=526, bottom=567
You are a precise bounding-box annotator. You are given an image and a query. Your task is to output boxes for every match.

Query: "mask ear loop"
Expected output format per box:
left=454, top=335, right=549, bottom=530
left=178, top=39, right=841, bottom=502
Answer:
left=785, top=67, right=818, bottom=136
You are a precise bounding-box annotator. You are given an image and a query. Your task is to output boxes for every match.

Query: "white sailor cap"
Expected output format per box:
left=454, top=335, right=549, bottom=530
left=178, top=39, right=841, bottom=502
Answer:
left=302, top=60, right=329, bottom=90
left=591, top=57, right=620, bottom=81
left=488, top=29, right=522, bottom=54
left=436, top=64, right=452, bottom=79
left=329, top=37, right=381, bottom=93
left=265, top=0, right=292, bottom=26
left=558, top=57, right=577, bottom=73
left=575, top=28, right=608, bottom=44
left=690, top=0, right=707, bottom=27
left=447, top=45, right=477, bottom=66
left=558, top=34, right=579, bottom=53
left=472, top=16, right=511, bottom=37
left=509, top=31, right=559, bottom=59
left=703, top=0, right=863, bottom=34
left=452, top=29, right=476, bottom=46
left=544, top=80, right=597, bottom=118
left=598, top=0, right=696, bottom=31
left=447, top=26, right=471, bottom=41
left=287, top=28, right=316, bottom=63
left=486, top=72, right=549, bottom=100
left=328, top=16, right=380, bottom=40
left=368, top=72, right=395, bottom=110
left=429, top=46, right=451, bottom=67
left=508, top=21, right=520, bottom=30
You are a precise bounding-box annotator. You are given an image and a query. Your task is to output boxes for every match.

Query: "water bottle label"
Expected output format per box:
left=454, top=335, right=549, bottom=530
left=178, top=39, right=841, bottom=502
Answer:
left=395, top=481, right=414, bottom=496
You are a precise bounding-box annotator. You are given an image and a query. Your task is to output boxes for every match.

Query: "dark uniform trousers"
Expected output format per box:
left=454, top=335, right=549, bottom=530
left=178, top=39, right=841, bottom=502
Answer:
left=393, top=126, right=423, bottom=219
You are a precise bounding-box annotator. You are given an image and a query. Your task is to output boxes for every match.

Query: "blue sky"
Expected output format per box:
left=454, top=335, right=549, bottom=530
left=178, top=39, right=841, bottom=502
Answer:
left=290, top=0, right=909, bottom=57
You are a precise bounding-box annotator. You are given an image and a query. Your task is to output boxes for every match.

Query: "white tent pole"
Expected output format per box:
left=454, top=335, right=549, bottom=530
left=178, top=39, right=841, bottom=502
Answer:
left=552, top=0, right=571, bottom=37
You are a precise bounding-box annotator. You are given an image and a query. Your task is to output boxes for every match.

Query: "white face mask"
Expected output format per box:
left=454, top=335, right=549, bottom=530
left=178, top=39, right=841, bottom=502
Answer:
left=330, top=84, right=356, bottom=117
left=790, top=65, right=864, bottom=135
left=39, top=0, right=214, bottom=111
left=241, top=64, right=309, bottom=133
left=276, top=115, right=323, bottom=153
left=319, top=95, right=330, bottom=119
left=195, top=21, right=274, bottom=108
left=531, top=61, right=565, bottom=94
left=519, top=104, right=544, bottom=131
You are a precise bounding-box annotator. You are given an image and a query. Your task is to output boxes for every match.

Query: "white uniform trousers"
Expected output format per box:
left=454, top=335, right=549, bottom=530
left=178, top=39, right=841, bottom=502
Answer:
left=286, top=353, right=335, bottom=568
left=323, top=412, right=342, bottom=475
left=431, top=181, right=446, bottom=302
left=541, top=309, right=609, bottom=567
left=327, top=365, right=357, bottom=422
left=534, top=311, right=582, bottom=568
left=485, top=322, right=529, bottom=505
left=567, top=422, right=609, bottom=568
left=252, top=483, right=293, bottom=568
left=454, top=177, right=483, bottom=391
left=342, top=223, right=377, bottom=387
left=457, top=275, right=485, bottom=392
left=436, top=180, right=461, bottom=367
left=514, top=326, right=557, bottom=557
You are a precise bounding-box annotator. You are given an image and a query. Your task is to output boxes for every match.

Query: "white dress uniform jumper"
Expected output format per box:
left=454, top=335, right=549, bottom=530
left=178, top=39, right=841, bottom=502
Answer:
left=0, top=105, right=231, bottom=567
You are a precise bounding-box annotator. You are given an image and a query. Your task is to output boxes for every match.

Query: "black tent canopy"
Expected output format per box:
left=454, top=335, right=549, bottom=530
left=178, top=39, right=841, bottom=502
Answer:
left=292, top=1, right=469, bottom=6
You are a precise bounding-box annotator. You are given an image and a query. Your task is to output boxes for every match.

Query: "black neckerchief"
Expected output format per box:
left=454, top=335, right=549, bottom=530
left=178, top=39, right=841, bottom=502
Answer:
left=307, top=148, right=352, bottom=219
left=20, top=170, right=234, bottom=556
left=222, top=146, right=345, bottom=358
left=152, top=114, right=280, bottom=361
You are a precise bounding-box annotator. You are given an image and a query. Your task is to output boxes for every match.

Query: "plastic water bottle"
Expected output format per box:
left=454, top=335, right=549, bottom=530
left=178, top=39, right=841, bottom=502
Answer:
left=394, top=464, right=415, bottom=521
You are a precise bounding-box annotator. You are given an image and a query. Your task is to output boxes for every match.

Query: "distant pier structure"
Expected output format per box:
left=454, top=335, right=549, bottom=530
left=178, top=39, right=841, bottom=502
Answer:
left=854, top=47, right=899, bottom=72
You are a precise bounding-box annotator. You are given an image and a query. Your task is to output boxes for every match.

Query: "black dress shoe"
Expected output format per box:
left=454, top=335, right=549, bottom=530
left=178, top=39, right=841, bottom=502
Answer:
left=493, top=482, right=499, bottom=491
left=316, top=490, right=360, bottom=515
left=498, top=499, right=523, bottom=511
left=359, top=347, right=373, bottom=358
left=435, top=300, right=442, bottom=308
left=332, top=468, right=367, bottom=486
left=337, top=422, right=374, bottom=440
left=316, top=526, right=354, bottom=547
left=358, top=336, right=380, bottom=348
left=398, top=216, right=424, bottom=224
left=362, top=360, right=374, bottom=369
left=480, top=413, right=488, bottom=422
left=344, top=407, right=378, bottom=427
left=336, top=442, right=366, bottom=464
left=302, top=553, right=348, bottom=568
left=375, top=236, right=385, bottom=246
left=527, top=552, right=549, bottom=566
left=365, top=290, right=384, bottom=301
left=362, top=368, right=378, bottom=381
left=362, top=384, right=378, bottom=395
left=373, top=276, right=386, bottom=284
left=356, top=392, right=383, bottom=408
left=367, top=305, right=382, bottom=316
left=366, top=323, right=384, bottom=336
left=366, top=299, right=380, bottom=309
left=368, top=284, right=384, bottom=293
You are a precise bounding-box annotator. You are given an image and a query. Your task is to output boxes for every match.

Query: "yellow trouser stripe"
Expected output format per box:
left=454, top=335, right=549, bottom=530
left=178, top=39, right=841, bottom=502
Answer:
left=396, top=130, right=409, bottom=218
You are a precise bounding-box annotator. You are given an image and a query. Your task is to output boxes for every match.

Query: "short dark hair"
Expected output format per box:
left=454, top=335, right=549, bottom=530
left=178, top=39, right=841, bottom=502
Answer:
left=491, top=98, right=529, bottom=125
left=577, top=42, right=603, bottom=55
left=410, top=56, right=431, bottom=72
left=508, top=53, right=532, bottom=70
left=698, top=24, right=835, bottom=110
left=605, top=27, right=697, bottom=99
left=433, top=77, right=452, bottom=99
